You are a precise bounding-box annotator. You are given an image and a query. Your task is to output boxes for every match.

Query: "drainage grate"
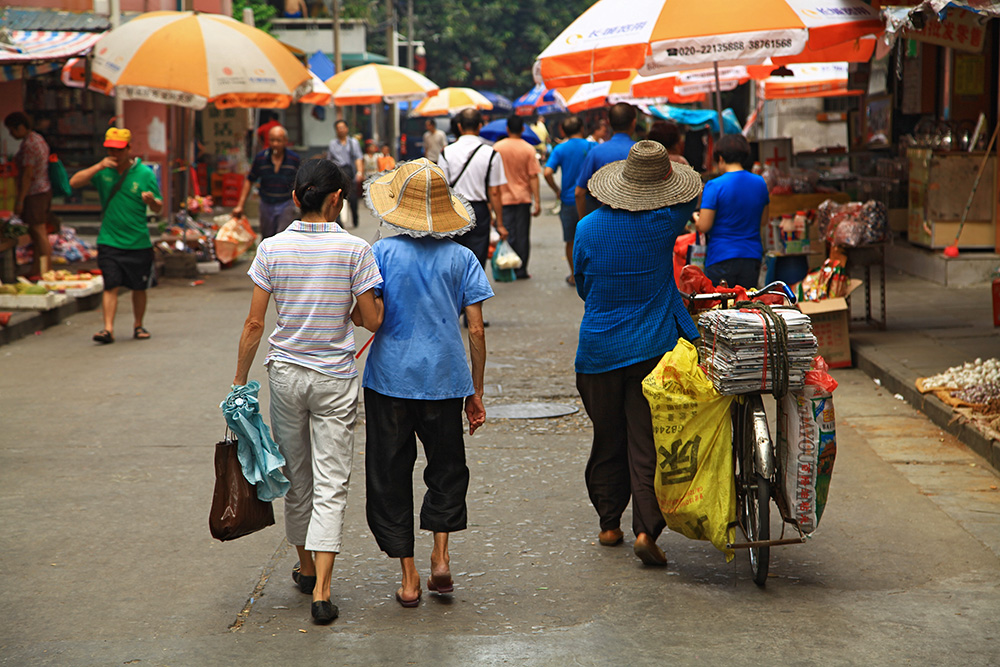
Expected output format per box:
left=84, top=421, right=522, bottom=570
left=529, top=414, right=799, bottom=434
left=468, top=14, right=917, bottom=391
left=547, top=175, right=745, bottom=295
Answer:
left=487, top=402, right=579, bottom=419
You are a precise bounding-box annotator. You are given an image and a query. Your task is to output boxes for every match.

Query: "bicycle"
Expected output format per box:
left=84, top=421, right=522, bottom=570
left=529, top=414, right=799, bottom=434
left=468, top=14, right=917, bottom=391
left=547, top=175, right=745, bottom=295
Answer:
left=685, top=280, right=810, bottom=586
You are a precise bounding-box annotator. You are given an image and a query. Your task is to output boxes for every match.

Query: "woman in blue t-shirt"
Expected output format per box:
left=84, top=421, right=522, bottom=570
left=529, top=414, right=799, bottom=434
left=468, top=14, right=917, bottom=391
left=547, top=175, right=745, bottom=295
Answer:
left=695, top=134, right=770, bottom=289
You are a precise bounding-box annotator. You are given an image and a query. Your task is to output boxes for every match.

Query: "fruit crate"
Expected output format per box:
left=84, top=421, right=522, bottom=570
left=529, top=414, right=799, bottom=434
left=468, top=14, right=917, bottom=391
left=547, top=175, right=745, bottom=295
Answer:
left=0, top=292, right=70, bottom=310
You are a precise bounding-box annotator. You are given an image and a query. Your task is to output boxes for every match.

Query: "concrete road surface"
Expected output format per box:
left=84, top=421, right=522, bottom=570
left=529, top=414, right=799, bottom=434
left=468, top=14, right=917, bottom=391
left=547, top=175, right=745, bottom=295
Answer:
left=1, top=198, right=998, bottom=666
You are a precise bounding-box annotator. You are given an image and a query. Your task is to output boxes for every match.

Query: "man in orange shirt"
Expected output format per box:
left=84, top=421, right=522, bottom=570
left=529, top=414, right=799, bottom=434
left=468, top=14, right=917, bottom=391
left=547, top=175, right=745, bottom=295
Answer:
left=493, top=115, right=541, bottom=280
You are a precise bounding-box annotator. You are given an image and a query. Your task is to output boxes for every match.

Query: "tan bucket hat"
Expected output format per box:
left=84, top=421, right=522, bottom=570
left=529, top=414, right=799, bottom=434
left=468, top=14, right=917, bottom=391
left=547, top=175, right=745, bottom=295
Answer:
left=588, top=140, right=702, bottom=212
left=363, top=158, right=476, bottom=238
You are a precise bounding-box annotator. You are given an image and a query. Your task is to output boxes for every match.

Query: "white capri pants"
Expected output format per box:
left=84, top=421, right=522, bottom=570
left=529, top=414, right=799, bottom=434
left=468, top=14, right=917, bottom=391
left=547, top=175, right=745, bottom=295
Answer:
left=267, top=360, right=358, bottom=553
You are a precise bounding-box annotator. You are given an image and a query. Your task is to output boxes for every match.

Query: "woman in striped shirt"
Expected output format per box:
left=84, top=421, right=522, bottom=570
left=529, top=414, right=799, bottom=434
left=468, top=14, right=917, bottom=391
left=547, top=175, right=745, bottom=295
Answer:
left=233, top=159, right=384, bottom=625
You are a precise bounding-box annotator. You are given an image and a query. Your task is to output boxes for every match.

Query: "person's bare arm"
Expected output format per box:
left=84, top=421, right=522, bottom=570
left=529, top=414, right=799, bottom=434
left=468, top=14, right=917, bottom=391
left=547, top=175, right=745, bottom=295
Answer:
left=463, top=301, right=487, bottom=435
left=350, top=289, right=383, bottom=331
left=231, top=178, right=253, bottom=218
left=233, top=285, right=271, bottom=386
left=488, top=184, right=508, bottom=240
left=141, top=191, right=163, bottom=214
left=531, top=175, right=541, bottom=217
left=575, top=186, right=587, bottom=220
left=69, top=157, right=115, bottom=190
left=543, top=167, right=560, bottom=198
left=696, top=208, right=716, bottom=234
left=14, top=164, right=34, bottom=215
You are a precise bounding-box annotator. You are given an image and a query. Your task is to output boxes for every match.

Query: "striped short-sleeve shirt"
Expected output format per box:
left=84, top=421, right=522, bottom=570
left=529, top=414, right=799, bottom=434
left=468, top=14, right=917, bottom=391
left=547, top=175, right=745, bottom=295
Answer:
left=248, top=220, right=383, bottom=378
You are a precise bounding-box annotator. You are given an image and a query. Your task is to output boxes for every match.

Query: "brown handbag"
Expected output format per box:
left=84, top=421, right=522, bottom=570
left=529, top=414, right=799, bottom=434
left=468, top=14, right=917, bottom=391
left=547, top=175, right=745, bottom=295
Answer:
left=209, top=437, right=275, bottom=541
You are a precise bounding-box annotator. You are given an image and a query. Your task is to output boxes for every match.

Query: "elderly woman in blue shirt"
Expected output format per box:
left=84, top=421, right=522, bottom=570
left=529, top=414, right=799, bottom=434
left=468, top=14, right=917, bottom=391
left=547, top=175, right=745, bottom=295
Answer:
left=573, top=141, right=703, bottom=567
left=360, top=158, right=494, bottom=607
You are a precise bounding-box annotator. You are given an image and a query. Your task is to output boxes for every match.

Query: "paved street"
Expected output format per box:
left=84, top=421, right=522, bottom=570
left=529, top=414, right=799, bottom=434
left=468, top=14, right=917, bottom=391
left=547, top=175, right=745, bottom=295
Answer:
left=1, top=198, right=999, bottom=666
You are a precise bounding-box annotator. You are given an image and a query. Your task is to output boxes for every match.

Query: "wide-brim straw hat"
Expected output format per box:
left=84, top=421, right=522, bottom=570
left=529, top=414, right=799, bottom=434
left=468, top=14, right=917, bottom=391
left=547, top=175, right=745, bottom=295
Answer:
left=363, top=158, right=476, bottom=238
left=588, top=140, right=702, bottom=212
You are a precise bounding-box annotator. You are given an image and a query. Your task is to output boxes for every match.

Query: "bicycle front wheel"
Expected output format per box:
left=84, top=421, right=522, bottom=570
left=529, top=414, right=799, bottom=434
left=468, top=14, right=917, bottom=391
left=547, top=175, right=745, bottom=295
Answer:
left=734, top=397, right=771, bottom=586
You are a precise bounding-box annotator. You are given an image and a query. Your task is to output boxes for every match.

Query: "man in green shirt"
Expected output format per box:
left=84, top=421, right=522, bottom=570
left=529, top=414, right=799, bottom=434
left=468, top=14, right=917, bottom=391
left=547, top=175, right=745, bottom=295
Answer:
left=70, top=127, right=162, bottom=344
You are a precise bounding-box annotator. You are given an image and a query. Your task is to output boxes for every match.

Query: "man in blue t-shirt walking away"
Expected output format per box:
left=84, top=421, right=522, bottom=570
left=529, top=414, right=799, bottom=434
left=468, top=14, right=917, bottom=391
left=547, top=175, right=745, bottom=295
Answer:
left=544, top=115, right=591, bottom=286
left=574, top=103, right=637, bottom=220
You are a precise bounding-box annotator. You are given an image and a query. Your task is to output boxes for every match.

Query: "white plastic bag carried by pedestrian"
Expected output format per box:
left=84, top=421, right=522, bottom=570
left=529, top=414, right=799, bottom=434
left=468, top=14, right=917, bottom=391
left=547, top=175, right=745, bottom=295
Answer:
left=494, top=239, right=522, bottom=270
left=778, top=356, right=838, bottom=534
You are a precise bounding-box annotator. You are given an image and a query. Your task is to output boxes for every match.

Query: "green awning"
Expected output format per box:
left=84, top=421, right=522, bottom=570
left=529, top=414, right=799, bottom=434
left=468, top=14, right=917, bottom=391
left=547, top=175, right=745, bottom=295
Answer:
left=326, top=52, right=389, bottom=69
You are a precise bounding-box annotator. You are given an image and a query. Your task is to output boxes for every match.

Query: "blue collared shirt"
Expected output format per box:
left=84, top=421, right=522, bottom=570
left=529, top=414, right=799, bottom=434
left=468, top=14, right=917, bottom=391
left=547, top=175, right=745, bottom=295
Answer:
left=574, top=133, right=635, bottom=191
left=247, top=148, right=301, bottom=205
left=573, top=201, right=700, bottom=374
left=362, top=236, right=494, bottom=400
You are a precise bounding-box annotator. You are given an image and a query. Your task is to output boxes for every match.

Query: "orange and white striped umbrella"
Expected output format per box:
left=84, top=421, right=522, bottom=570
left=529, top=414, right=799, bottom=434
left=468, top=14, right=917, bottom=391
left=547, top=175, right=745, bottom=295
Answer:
left=759, top=62, right=858, bottom=99
left=535, top=0, right=883, bottom=88
left=630, top=66, right=750, bottom=99
left=61, top=57, right=114, bottom=95
left=324, top=64, right=439, bottom=106
left=90, top=11, right=311, bottom=109
left=411, top=87, right=492, bottom=116
left=555, top=74, right=639, bottom=112
left=299, top=71, right=334, bottom=106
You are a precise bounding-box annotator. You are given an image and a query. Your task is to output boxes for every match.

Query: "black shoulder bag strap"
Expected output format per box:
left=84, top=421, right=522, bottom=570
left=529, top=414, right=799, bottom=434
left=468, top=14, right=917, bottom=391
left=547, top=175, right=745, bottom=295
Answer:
left=102, top=163, right=132, bottom=216
left=484, top=150, right=496, bottom=196
left=449, top=144, right=484, bottom=189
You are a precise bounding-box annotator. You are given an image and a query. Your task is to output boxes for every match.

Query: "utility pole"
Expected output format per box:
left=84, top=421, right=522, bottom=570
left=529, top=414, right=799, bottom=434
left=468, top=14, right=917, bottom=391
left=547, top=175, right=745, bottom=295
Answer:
left=333, top=0, right=342, bottom=120
left=109, top=0, right=123, bottom=127
left=386, top=0, right=398, bottom=157
left=407, top=0, right=414, bottom=70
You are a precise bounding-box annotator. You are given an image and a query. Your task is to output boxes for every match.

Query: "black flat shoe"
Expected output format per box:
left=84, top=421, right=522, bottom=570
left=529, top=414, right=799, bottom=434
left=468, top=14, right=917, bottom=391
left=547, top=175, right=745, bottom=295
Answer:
left=311, top=600, right=338, bottom=624
left=292, top=561, right=316, bottom=594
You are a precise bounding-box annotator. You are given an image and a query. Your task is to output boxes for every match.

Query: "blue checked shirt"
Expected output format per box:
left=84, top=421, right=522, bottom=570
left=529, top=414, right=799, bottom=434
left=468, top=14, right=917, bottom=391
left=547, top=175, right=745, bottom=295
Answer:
left=573, top=201, right=700, bottom=374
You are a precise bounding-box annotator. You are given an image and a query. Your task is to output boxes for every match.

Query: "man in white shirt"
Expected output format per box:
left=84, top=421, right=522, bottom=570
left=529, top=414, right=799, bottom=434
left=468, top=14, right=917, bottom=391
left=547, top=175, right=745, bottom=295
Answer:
left=422, top=119, right=447, bottom=163
left=437, top=108, right=508, bottom=268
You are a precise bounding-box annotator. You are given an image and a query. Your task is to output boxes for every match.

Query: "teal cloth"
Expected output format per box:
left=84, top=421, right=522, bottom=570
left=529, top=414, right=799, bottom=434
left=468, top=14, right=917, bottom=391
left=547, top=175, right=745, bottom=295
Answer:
left=220, top=381, right=289, bottom=502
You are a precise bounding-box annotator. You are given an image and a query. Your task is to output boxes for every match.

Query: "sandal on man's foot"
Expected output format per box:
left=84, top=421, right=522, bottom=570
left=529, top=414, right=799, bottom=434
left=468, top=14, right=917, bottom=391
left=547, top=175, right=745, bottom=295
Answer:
left=133, top=326, right=151, bottom=340
left=93, top=330, right=114, bottom=344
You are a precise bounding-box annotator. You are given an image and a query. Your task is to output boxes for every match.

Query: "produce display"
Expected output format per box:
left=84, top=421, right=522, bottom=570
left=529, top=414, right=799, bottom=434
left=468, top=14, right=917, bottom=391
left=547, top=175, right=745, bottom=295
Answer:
left=917, top=358, right=1000, bottom=441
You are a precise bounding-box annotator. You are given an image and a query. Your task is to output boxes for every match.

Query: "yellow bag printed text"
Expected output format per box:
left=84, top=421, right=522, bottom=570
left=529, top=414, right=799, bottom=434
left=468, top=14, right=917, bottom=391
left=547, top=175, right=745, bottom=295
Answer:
left=642, top=339, right=736, bottom=561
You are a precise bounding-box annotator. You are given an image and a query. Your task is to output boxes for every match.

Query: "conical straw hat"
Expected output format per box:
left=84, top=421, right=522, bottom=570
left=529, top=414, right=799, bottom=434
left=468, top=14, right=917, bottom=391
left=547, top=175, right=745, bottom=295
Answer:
left=364, top=158, right=476, bottom=238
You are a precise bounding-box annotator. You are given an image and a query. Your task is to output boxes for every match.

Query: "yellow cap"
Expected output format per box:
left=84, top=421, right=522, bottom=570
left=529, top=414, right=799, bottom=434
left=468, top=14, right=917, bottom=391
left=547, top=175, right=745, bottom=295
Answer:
left=103, top=127, right=131, bottom=148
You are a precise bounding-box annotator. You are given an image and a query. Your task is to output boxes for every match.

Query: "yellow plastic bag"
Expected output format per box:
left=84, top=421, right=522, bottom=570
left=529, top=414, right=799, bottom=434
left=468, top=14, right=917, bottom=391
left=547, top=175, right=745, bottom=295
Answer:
left=642, top=339, right=736, bottom=561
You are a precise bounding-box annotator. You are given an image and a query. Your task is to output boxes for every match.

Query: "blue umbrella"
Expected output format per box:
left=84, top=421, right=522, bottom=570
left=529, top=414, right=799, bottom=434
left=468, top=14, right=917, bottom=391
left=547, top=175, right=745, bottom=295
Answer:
left=478, top=90, right=513, bottom=113
left=513, top=83, right=554, bottom=110
left=220, top=382, right=289, bottom=502
left=480, top=118, right=540, bottom=145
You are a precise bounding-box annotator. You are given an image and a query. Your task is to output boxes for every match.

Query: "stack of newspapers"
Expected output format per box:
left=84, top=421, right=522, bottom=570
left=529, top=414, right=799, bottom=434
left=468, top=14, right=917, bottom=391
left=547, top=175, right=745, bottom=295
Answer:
left=697, top=308, right=818, bottom=395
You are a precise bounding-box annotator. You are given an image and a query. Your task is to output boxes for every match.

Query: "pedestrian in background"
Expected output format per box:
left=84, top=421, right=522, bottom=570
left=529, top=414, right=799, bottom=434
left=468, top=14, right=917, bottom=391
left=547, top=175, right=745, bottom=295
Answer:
left=69, top=127, right=161, bottom=345
left=361, top=158, right=493, bottom=608
left=5, top=112, right=53, bottom=277
left=575, top=103, right=637, bottom=219
left=362, top=141, right=380, bottom=181
left=573, top=140, right=703, bottom=567
left=233, top=125, right=300, bottom=239
left=493, top=114, right=541, bottom=280
left=232, top=158, right=383, bottom=625
left=695, top=133, right=769, bottom=289
left=544, top=115, right=591, bottom=286
left=437, top=108, right=508, bottom=271
left=377, top=144, right=396, bottom=172
left=326, top=119, right=363, bottom=228
left=647, top=120, right=690, bottom=166
left=422, top=118, right=447, bottom=163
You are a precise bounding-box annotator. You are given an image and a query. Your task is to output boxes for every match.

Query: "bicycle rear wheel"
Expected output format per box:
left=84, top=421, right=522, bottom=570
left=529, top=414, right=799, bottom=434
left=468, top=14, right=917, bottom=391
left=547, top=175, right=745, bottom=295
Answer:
left=734, top=397, right=771, bottom=586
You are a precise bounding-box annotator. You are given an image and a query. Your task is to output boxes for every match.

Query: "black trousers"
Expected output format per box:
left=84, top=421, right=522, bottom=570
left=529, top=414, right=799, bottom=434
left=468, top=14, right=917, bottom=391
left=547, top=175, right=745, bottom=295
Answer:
left=503, top=203, right=531, bottom=279
left=455, top=200, right=491, bottom=267
left=364, top=389, right=469, bottom=558
left=576, top=356, right=666, bottom=540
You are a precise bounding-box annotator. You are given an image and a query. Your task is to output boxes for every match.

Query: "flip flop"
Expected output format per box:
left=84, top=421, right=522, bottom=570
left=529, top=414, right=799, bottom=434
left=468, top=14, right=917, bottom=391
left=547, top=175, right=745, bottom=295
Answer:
left=427, top=574, right=454, bottom=595
left=92, top=330, right=114, bottom=344
left=133, top=326, right=151, bottom=340
left=395, top=589, right=421, bottom=608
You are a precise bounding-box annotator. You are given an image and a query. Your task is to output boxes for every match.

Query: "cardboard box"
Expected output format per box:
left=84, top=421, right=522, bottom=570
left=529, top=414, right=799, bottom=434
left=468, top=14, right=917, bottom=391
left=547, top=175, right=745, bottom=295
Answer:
left=797, top=279, right=862, bottom=369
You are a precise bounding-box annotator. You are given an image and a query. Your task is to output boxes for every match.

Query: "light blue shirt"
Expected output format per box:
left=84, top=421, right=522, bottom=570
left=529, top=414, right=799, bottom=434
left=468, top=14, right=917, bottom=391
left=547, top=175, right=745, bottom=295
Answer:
left=362, top=236, right=494, bottom=400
